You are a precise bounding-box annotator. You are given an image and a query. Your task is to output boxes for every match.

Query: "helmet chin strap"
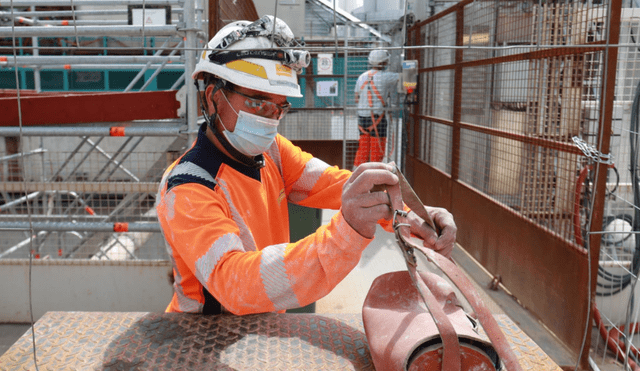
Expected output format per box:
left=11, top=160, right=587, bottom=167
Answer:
left=195, top=79, right=265, bottom=169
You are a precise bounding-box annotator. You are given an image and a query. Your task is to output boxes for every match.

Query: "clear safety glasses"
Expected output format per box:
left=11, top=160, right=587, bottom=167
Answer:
left=225, top=88, right=291, bottom=120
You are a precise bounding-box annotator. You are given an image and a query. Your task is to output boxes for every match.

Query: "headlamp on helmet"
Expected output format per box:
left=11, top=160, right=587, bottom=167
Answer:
left=207, top=15, right=310, bottom=74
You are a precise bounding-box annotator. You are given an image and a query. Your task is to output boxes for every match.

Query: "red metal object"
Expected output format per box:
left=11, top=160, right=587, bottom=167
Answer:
left=0, top=90, right=180, bottom=126
left=363, top=271, right=501, bottom=371
left=110, top=126, right=126, bottom=136
left=363, top=175, right=523, bottom=370
left=414, top=244, right=523, bottom=371
left=113, top=223, right=129, bottom=233
left=411, top=268, right=462, bottom=370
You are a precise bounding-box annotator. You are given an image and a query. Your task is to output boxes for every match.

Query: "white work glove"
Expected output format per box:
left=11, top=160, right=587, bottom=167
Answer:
left=404, top=206, right=457, bottom=259
left=341, top=162, right=402, bottom=239
left=342, top=162, right=457, bottom=258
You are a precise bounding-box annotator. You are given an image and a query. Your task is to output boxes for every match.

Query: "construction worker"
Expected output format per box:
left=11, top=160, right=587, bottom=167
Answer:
left=353, top=49, right=400, bottom=168
left=156, top=15, right=456, bottom=315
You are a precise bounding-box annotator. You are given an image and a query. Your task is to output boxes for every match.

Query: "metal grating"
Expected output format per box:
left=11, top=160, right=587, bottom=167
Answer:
left=0, top=311, right=562, bottom=370
left=403, top=0, right=640, bottom=368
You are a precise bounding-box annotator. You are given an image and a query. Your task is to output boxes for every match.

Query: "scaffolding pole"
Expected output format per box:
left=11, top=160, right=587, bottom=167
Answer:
left=0, top=9, right=182, bottom=17
left=0, top=56, right=182, bottom=67
left=6, top=0, right=182, bottom=6
left=0, top=215, right=158, bottom=222
left=0, top=181, right=158, bottom=193
left=183, top=0, right=198, bottom=143
left=0, top=126, right=184, bottom=137
left=0, top=0, right=195, bottom=262
left=0, top=221, right=161, bottom=233
left=0, top=25, right=178, bottom=38
left=12, top=64, right=186, bottom=70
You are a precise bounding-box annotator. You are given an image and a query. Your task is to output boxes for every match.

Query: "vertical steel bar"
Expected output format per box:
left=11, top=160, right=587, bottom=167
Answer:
left=342, top=23, right=349, bottom=170
left=410, top=25, right=420, bottom=174
left=584, top=0, right=622, bottom=369
left=451, top=6, right=464, bottom=182
left=195, top=0, right=204, bottom=42
left=31, top=6, right=41, bottom=93
left=184, top=0, right=198, bottom=144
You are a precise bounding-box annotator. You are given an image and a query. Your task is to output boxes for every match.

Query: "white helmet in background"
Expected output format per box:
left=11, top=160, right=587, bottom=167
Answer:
left=368, top=49, right=390, bottom=67
left=192, top=15, right=309, bottom=98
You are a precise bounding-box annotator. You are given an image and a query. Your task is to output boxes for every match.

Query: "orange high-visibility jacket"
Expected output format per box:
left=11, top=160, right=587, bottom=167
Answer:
left=156, top=123, right=374, bottom=315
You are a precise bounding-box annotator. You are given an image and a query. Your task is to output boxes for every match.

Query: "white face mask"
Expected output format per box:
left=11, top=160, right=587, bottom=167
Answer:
left=220, top=91, right=280, bottom=157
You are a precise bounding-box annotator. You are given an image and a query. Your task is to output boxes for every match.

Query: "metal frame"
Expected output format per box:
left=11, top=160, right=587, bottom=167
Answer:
left=403, top=1, right=622, bottom=369
left=0, top=0, right=200, bottom=260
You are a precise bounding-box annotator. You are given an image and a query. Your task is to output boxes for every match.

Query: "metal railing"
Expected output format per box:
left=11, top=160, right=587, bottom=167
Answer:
left=402, top=0, right=638, bottom=369
left=0, top=0, right=202, bottom=260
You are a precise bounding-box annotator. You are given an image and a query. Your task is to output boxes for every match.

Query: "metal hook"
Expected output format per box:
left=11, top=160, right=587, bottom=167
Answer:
left=392, top=209, right=409, bottom=230
left=393, top=209, right=416, bottom=266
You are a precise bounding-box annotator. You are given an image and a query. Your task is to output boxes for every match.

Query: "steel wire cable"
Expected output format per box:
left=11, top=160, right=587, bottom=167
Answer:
left=587, top=7, right=640, bottom=368
left=576, top=0, right=614, bottom=368
left=591, top=13, right=640, bottom=297
left=9, top=0, right=39, bottom=369
left=623, top=49, right=640, bottom=371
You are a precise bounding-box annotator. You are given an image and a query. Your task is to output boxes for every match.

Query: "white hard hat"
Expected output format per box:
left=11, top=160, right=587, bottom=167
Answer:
left=368, top=49, right=390, bottom=67
left=192, top=15, right=309, bottom=98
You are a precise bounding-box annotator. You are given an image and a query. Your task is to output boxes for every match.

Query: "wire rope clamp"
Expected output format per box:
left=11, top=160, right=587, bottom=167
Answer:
left=572, top=136, right=614, bottom=165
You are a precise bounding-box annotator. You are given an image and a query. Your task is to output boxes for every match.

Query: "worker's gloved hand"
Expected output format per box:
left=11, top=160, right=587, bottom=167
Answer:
left=341, top=162, right=401, bottom=239
left=405, top=206, right=457, bottom=259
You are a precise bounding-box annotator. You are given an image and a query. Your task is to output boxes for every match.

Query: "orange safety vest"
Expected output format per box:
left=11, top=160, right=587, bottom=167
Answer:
left=359, top=70, right=387, bottom=137
left=156, top=123, right=375, bottom=315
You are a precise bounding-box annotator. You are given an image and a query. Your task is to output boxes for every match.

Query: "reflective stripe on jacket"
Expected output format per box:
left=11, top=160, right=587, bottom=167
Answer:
left=156, top=123, right=372, bottom=315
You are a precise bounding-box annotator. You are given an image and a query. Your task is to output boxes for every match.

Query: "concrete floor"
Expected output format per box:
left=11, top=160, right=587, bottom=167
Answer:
left=314, top=209, right=505, bottom=315
left=0, top=209, right=627, bottom=370
left=0, top=323, right=31, bottom=358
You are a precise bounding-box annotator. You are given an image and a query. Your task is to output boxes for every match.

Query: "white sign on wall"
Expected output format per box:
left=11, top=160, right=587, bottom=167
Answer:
left=132, top=9, right=166, bottom=25
left=317, top=53, right=333, bottom=75
left=128, top=6, right=170, bottom=26
left=317, top=80, right=339, bottom=97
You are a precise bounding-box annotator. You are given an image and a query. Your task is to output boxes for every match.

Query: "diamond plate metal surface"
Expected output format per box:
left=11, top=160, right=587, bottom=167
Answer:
left=0, top=312, right=561, bottom=370
left=494, top=315, right=564, bottom=371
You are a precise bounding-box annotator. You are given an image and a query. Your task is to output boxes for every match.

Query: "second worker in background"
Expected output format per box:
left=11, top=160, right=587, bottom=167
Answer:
left=353, top=49, right=401, bottom=168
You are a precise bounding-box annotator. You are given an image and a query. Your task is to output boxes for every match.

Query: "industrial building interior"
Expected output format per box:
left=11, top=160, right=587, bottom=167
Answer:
left=0, top=0, right=639, bottom=370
